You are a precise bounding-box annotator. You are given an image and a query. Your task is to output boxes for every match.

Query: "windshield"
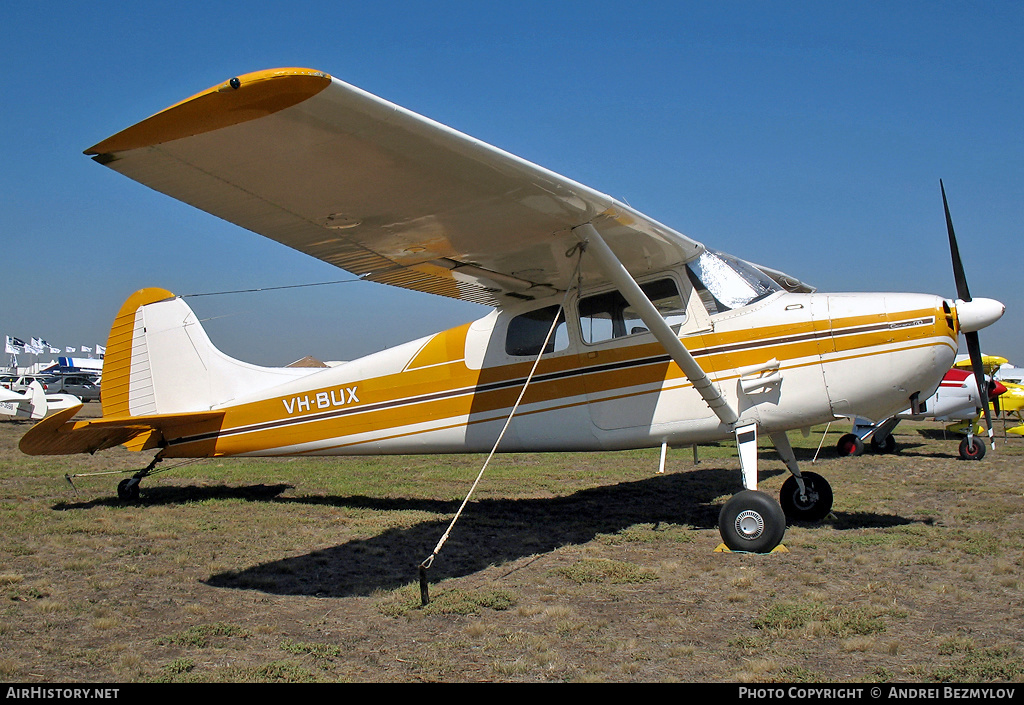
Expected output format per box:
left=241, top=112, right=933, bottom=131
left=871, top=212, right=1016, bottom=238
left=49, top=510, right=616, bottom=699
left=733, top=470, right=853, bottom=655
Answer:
left=686, top=249, right=781, bottom=313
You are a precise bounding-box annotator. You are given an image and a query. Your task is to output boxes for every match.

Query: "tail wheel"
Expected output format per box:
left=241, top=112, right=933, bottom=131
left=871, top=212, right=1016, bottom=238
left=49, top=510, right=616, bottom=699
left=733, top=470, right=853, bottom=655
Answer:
left=958, top=437, right=986, bottom=461
left=836, top=433, right=865, bottom=457
left=718, top=490, right=786, bottom=553
left=117, top=478, right=140, bottom=502
left=779, top=471, right=833, bottom=522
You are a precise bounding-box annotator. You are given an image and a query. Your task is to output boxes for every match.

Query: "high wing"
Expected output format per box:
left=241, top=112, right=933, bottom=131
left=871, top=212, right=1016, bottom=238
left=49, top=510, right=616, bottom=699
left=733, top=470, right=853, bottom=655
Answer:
left=86, top=68, right=716, bottom=305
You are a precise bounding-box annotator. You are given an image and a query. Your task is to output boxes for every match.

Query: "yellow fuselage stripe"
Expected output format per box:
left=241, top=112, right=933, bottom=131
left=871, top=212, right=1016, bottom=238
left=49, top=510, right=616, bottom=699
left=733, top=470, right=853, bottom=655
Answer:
left=160, top=305, right=953, bottom=457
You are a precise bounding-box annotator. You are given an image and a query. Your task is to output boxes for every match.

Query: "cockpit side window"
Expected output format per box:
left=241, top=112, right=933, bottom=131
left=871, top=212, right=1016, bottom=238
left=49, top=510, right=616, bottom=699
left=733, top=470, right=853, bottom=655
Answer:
left=685, top=250, right=781, bottom=313
left=505, top=305, right=569, bottom=357
left=578, top=277, right=687, bottom=345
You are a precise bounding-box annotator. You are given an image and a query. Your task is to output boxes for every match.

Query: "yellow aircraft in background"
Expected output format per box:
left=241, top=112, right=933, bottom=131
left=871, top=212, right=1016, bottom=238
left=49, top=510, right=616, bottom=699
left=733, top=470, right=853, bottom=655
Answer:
left=841, top=361, right=1009, bottom=460
left=20, top=68, right=1005, bottom=554
left=953, top=356, right=1024, bottom=437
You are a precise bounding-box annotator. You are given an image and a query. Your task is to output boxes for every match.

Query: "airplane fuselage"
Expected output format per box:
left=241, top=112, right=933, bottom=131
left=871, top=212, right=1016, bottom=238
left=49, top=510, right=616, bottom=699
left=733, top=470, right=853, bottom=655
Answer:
left=150, top=287, right=957, bottom=459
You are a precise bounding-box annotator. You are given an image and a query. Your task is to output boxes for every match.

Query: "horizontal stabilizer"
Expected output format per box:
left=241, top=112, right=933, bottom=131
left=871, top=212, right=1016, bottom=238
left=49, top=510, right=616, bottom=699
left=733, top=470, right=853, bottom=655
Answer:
left=0, top=382, right=47, bottom=420
left=19, top=405, right=225, bottom=456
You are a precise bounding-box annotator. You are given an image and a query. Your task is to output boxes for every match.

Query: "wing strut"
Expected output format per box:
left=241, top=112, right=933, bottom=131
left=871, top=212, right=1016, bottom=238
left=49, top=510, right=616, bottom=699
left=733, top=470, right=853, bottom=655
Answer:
left=573, top=223, right=738, bottom=425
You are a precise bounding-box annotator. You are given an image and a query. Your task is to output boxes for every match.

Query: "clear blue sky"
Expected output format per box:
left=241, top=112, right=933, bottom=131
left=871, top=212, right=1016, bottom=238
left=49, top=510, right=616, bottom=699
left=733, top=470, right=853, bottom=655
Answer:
left=3, top=2, right=1022, bottom=367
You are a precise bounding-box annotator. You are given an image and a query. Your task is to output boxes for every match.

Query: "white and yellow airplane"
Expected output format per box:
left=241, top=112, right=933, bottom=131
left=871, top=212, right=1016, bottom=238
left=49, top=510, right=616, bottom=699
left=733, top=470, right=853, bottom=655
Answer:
left=20, top=68, right=1006, bottom=554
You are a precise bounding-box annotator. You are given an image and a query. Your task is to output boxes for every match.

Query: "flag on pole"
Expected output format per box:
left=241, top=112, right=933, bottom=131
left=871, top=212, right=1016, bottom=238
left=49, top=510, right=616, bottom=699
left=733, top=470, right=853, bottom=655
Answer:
left=96, top=344, right=106, bottom=356
left=81, top=346, right=92, bottom=353
left=5, top=336, right=25, bottom=354
left=66, top=346, right=76, bottom=353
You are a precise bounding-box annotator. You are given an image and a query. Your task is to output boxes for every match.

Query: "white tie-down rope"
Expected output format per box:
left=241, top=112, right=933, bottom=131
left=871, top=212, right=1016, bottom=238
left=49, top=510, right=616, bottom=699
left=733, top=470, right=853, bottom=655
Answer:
left=418, top=248, right=584, bottom=600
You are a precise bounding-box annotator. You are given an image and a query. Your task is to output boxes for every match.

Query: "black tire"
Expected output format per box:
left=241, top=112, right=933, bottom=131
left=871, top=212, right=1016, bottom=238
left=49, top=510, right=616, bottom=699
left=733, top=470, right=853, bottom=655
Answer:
left=959, top=437, right=986, bottom=461
left=870, top=433, right=897, bottom=454
left=117, top=478, right=140, bottom=502
left=779, top=471, right=833, bottom=522
left=718, top=490, right=786, bottom=553
left=836, top=433, right=865, bottom=457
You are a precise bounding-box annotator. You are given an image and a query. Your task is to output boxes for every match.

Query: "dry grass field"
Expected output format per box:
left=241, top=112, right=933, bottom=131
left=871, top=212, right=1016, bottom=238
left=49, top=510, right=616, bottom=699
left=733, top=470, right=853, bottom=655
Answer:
left=1, top=404, right=1022, bottom=683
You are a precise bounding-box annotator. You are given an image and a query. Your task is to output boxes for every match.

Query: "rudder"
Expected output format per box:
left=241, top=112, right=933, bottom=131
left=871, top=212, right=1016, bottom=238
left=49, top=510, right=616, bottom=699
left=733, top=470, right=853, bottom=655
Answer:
left=101, top=288, right=176, bottom=418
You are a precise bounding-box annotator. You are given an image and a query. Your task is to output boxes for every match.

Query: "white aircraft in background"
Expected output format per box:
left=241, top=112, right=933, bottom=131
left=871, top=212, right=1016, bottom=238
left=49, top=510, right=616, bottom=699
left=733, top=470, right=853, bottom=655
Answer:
left=20, top=68, right=1004, bottom=557
left=837, top=364, right=1007, bottom=460
left=996, top=364, right=1024, bottom=385
left=0, top=381, right=79, bottom=420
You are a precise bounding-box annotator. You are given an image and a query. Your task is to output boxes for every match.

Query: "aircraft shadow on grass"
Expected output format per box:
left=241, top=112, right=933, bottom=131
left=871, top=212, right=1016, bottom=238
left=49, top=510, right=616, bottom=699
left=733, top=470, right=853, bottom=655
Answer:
left=151, top=466, right=918, bottom=599
left=51, top=460, right=921, bottom=598
left=53, top=483, right=297, bottom=510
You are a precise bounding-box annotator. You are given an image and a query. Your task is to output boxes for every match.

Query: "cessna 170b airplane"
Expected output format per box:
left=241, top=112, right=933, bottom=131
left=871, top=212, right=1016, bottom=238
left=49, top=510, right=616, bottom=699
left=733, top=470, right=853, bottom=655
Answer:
left=20, top=68, right=1006, bottom=555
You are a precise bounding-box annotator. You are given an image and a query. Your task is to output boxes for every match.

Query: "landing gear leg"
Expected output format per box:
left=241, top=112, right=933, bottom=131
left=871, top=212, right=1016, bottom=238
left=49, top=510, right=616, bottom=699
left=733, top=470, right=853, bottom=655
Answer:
left=771, top=430, right=833, bottom=522
left=116, top=454, right=163, bottom=502
left=718, top=424, right=786, bottom=552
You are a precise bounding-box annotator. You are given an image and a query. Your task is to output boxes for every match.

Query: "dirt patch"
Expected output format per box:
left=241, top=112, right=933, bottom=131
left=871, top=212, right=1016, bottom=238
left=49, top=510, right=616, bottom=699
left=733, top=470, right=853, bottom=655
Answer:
left=1, top=407, right=1022, bottom=683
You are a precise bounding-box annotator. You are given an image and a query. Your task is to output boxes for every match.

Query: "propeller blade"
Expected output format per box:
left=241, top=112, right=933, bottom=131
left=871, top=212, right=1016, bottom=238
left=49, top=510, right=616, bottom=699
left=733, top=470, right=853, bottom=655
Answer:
left=943, top=181, right=994, bottom=448
left=941, top=179, right=972, bottom=302
left=965, top=330, right=994, bottom=445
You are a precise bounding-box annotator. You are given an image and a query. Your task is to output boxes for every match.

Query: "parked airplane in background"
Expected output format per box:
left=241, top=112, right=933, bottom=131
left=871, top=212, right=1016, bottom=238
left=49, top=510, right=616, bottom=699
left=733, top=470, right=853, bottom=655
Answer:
left=0, top=381, right=79, bottom=420
left=837, top=363, right=1008, bottom=460
left=19, top=68, right=1005, bottom=555
left=998, top=384, right=1024, bottom=436
left=970, top=356, right=1024, bottom=437
left=993, top=360, right=1024, bottom=385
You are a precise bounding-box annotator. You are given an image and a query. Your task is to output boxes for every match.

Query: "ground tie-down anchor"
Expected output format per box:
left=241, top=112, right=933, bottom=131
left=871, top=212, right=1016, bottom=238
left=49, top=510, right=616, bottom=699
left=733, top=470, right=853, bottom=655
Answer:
left=418, top=556, right=433, bottom=606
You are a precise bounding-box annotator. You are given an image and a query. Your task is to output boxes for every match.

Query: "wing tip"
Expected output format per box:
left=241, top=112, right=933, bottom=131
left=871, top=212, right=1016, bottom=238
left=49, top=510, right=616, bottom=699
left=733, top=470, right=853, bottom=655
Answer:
left=85, top=67, right=332, bottom=156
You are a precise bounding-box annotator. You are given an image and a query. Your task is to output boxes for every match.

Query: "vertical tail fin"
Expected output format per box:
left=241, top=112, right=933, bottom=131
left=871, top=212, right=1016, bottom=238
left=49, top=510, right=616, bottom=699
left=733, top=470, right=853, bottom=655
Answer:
left=101, top=288, right=320, bottom=418
left=23, top=287, right=302, bottom=457
left=101, top=288, right=176, bottom=418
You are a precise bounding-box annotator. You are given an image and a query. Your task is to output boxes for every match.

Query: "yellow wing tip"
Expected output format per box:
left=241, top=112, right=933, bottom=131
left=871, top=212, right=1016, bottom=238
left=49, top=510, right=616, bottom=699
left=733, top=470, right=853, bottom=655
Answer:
left=85, top=68, right=332, bottom=156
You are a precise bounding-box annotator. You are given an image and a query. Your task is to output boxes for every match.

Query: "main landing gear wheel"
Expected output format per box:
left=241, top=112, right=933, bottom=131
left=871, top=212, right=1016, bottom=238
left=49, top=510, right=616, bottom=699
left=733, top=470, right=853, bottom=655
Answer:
left=779, top=471, right=833, bottom=522
left=871, top=434, right=898, bottom=454
left=836, top=433, right=865, bottom=457
left=718, top=490, right=786, bottom=553
left=117, top=477, right=141, bottom=502
left=959, top=437, right=986, bottom=461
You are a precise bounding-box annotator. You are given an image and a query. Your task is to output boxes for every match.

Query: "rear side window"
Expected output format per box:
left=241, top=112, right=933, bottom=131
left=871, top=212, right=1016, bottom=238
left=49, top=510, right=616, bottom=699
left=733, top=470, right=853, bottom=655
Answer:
left=506, top=305, right=569, bottom=357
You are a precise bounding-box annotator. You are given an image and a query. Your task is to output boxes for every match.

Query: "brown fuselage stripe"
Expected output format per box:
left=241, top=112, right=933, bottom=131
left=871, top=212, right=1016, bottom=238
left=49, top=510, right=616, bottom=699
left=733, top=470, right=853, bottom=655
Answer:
left=166, top=316, right=938, bottom=449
